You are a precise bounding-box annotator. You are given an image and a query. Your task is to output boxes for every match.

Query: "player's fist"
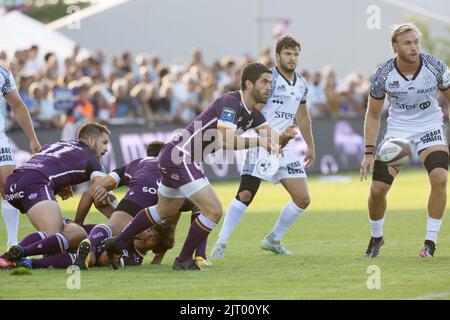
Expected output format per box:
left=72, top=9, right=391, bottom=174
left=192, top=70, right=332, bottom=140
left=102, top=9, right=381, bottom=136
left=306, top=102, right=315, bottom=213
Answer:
left=93, top=186, right=109, bottom=205
left=58, top=186, right=74, bottom=200
left=30, top=139, right=41, bottom=154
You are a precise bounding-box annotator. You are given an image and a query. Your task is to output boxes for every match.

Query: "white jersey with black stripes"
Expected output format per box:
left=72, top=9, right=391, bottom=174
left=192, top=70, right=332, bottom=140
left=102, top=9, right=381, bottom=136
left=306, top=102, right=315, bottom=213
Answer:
left=370, top=53, right=450, bottom=131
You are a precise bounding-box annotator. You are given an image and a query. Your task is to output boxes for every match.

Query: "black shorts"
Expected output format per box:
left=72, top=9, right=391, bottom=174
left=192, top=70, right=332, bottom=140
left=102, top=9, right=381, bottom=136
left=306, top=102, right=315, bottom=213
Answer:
left=115, top=199, right=144, bottom=217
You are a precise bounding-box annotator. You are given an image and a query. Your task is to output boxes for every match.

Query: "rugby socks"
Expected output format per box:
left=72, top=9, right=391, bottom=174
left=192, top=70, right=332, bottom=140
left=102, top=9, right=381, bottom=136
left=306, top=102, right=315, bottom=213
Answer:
left=88, top=224, right=112, bottom=253
left=178, top=213, right=216, bottom=262
left=19, top=231, right=48, bottom=247
left=268, top=201, right=304, bottom=242
left=30, top=253, right=76, bottom=269
left=191, top=210, right=207, bottom=259
left=369, top=217, right=385, bottom=238
left=23, top=233, right=69, bottom=256
left=2, top=200, right=19, bottom=247
left=217, top=198, right=248, bottom=245
left=115, top=205, right=161, bottom=249
left=425, top=217, right=443, bottom=244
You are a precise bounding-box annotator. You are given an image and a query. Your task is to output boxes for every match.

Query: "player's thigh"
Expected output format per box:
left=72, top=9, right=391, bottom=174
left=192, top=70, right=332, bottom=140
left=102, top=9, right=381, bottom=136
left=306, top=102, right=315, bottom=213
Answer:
left=62, top=223, right=88, bottom=248
left=155, top=194, right=186, bottom=220
left=27, top=200, right=64, bottom=235
left=0, top=165, right=15, bottom=197
left=188, top=184, right=222, bottom=222
left=108, top=211, right=134, bottom=235
left=280, top=178, right=310, bottom=208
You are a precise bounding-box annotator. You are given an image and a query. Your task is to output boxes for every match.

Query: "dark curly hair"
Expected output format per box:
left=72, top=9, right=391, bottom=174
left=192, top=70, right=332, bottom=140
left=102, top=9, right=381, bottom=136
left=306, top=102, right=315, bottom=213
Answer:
left=151, top=221, right=175, bottom=254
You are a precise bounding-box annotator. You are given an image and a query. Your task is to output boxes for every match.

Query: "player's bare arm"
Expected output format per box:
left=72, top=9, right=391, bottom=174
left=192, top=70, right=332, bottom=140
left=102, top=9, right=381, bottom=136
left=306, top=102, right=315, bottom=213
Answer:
left=296, top=103, right=315, bottom=168
left=217, top=126, right=278, bottom=154
left=74, top=175, right=116, bottom=224
left=4, top=90, right=41, bottom=153
left=360, top=96, right=384, bottom=181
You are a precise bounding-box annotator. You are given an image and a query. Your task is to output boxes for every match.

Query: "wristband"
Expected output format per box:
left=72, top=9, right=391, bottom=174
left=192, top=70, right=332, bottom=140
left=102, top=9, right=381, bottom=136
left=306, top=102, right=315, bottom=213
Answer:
left=365, top=145, right=375, bottom=155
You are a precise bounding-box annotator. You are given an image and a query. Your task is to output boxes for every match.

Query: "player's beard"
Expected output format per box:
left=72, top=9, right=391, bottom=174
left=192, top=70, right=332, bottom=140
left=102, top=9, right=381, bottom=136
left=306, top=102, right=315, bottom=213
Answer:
left=280, top=59, right=297, bottom=74
left=252, top=88, right=269, bottom=104
left=398, top=51, right=420, bottom=64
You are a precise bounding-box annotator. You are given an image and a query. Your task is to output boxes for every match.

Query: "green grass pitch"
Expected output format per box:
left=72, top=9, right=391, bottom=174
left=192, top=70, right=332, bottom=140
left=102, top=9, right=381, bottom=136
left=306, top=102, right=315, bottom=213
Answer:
left=1, top=168, right=450, bottom=300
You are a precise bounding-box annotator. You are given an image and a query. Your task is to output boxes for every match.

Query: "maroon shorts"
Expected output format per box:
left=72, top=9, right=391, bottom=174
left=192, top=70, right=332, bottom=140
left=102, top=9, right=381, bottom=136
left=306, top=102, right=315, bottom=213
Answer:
left=4, top=170, right=55, bottom=213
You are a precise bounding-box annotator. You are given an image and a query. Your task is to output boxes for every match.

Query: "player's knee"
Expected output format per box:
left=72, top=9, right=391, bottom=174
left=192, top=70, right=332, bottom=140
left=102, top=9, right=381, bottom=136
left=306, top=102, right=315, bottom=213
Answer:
left=424, top=150, right=449, bottom=175
left=372, top=160, right=395, bottom=185
left=63, top=223, right=88, bottom=248
left=370, top=183, right=389, bottom=199
left=292, top=195, right=310, bottom=209
left=429, top=171, right=447, bottom=190
left=237, top=190, right=254, bottom=205
left=204, top=204, right=223, bottom=222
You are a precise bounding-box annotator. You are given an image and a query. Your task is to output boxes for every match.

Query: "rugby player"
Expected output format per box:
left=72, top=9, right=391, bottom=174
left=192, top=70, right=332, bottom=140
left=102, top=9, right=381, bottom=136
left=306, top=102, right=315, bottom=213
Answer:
left=211, top=35, right=314, bottom=258
left=360, top=23, right=450, bottom=258
left=0, top=65, right=41, bottom=247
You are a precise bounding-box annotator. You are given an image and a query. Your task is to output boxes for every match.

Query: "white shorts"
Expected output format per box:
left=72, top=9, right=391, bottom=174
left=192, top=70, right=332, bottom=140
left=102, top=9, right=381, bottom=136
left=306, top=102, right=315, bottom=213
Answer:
left=158, top=177, right=210, bottom=199
left=241, top=147, right=306, bottom=184
left=0, top=133, right=16, bottom=167
left=379, top=124, right=448, bottom=154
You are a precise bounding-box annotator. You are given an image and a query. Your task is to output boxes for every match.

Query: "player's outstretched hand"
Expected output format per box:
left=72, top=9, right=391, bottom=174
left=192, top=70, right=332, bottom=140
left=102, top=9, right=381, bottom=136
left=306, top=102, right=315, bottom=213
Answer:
left=360, top=154, right=375, bottom=181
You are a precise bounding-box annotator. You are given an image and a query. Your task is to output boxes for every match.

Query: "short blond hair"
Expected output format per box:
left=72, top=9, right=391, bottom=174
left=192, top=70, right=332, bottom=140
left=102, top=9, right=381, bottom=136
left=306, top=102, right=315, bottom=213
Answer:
left=391, top=23, right=422, bottom=51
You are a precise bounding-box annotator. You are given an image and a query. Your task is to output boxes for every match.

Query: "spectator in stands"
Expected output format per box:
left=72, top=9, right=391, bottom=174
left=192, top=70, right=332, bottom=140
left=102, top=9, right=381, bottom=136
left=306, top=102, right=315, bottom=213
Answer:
left=338, top=72, right=366, bottom=118
left=111, top=78, right=137, bottom=119
left=23, top=45, right=43, bottom=77
left=322, top=65, right=340, bottom=118
left=308, top=71, right=329, bottom=118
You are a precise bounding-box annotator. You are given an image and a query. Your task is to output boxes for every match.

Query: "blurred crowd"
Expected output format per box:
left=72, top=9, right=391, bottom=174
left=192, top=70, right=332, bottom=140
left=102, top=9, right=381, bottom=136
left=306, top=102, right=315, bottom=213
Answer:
left=1, top=44, right=448, bottom=133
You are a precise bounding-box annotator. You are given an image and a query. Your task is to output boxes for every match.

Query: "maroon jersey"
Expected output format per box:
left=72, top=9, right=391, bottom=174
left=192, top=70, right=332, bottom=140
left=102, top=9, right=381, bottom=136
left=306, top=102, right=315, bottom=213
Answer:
left=16, top=140, right=104, bottom=192
left=109, top=157, right=161, bottom=209
left=171, top=91, right=267, bottom=162
left=120, top=242, right=146, bottom=266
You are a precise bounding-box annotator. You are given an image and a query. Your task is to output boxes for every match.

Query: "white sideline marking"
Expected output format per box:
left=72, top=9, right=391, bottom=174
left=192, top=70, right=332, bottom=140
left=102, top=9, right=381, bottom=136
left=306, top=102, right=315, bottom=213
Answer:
left=409, top=292, right=450, bottom=300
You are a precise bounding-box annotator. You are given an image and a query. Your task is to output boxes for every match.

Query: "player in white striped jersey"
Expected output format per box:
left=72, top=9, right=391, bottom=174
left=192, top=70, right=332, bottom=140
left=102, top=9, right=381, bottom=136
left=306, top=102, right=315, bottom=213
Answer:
left=0, top=65, right=41, bottom=248
left=211, top=35, right=315, bottom=258
left=360, top=23, right=450, bottom=258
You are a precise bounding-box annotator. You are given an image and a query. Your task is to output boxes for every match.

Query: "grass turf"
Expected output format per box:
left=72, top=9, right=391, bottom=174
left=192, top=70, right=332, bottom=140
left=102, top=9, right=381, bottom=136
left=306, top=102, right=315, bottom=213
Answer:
left=1, top=168, right=450, bottom=300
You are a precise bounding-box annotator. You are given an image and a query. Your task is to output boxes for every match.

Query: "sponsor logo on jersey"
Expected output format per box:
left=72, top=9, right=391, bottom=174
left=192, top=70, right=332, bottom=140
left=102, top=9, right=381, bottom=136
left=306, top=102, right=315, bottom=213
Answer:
left=390, top=91, right=408, bottom=95
left=275, top=111, right=295, bottom=120
left=395, top=101, right=430, bottom=110
left=423, top=75, right=432, bottom=85
left=287, top=161, right=305, bottom=175
left=417, top=86, right=436, bottom=94
left=142, top=186, right=158, bottom=194
left=420, top=129, right=442, bottom=144
left=220, top=107, right=236, bottom=123
left=5, top=191, right=24, bottom=201
left=244, top=119, right=254, bottom=130
left=388, top=81, right=400, bottom=89
left=28, top=193, right=37, bottom=200
left=277, top=85, right=286, bottom=92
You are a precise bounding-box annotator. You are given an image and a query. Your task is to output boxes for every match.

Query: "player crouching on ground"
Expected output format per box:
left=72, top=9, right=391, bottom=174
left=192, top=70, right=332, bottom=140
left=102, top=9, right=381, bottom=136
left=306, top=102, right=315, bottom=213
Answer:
left=0, top=219, right=174, bottom=269
left=0, top=123, right=110, bottom=263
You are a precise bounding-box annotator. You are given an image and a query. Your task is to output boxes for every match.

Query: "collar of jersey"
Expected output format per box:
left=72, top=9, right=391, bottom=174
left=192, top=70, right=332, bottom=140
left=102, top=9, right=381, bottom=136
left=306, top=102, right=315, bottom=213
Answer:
left=276, top=67, right=297, bottom=86
left=394, top=55, right=423, bottom=81
left=239, top=90, right=252, bottom=114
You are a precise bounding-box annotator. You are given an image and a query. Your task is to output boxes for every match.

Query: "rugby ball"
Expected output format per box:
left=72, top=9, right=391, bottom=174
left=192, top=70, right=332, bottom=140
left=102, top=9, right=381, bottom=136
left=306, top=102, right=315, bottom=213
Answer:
left=378, top=138, right=412, bottom=167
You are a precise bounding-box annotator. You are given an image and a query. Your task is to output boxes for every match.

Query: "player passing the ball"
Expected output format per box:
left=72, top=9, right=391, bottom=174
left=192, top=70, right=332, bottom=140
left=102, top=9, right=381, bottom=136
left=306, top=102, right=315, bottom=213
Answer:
left=360, top=23, right=450, bottom=258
